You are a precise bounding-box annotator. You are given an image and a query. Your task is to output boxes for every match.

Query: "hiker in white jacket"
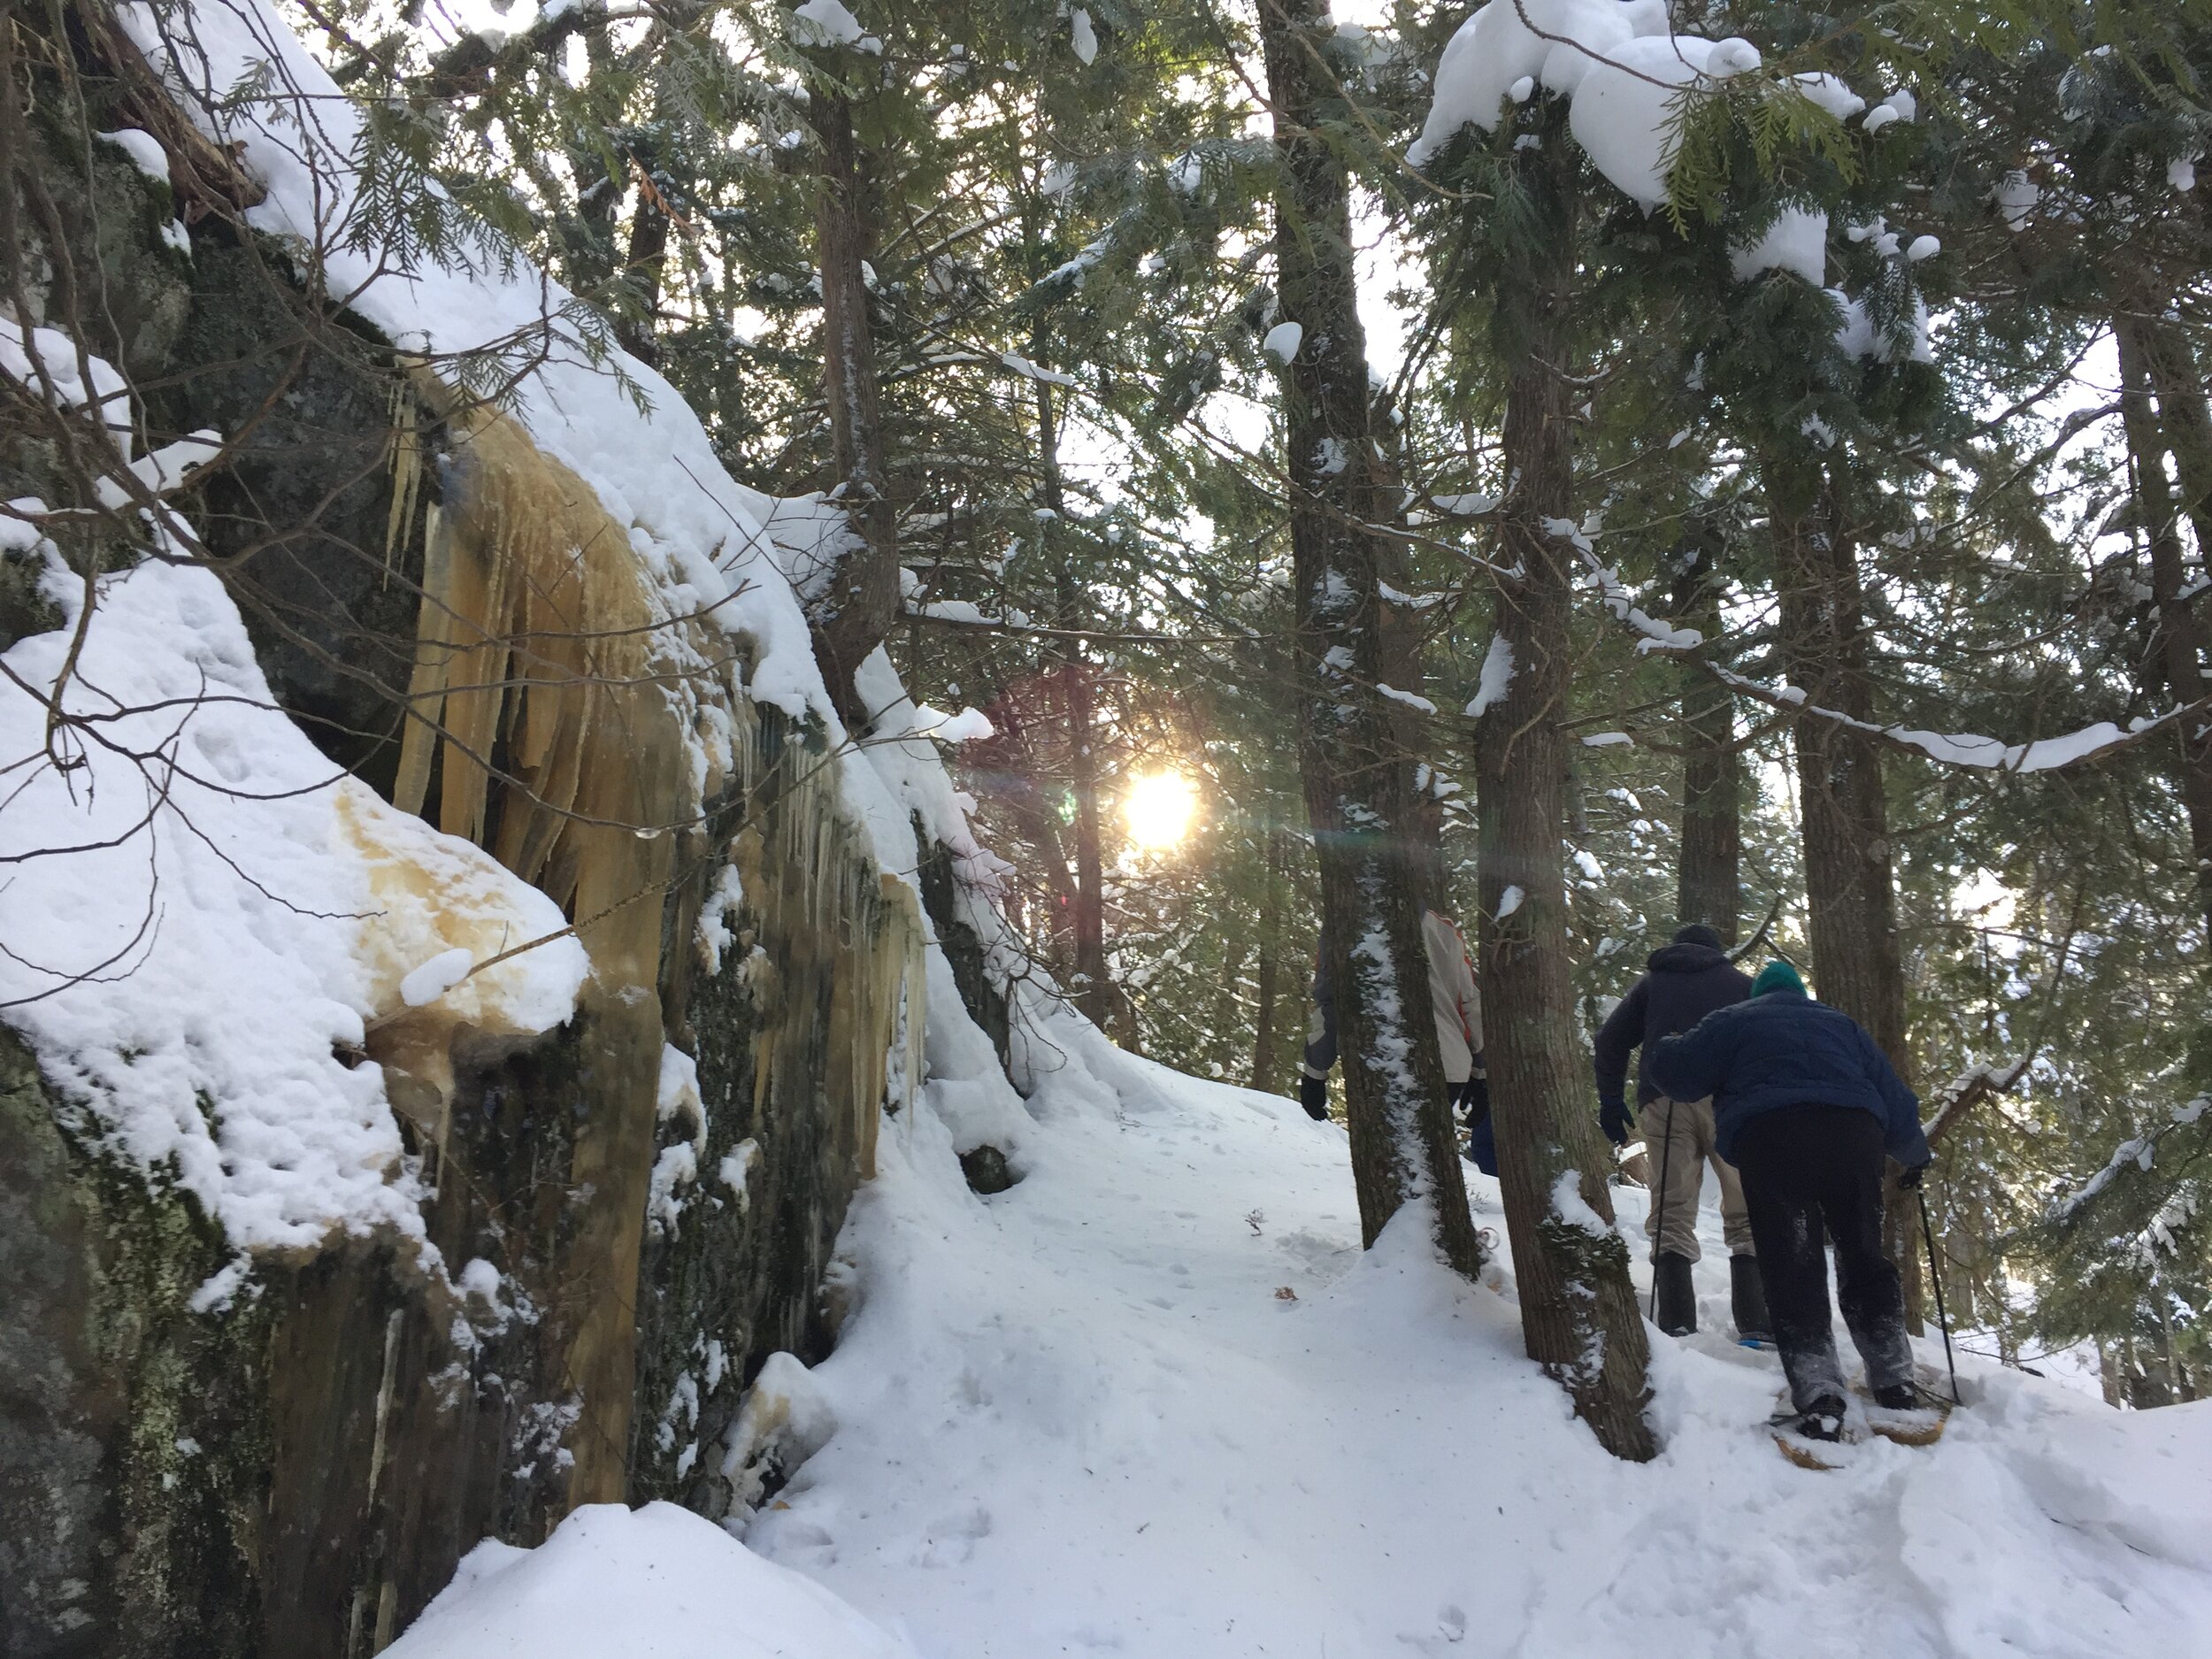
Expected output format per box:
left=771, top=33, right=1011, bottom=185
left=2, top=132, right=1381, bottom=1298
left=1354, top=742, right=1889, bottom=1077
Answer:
left=1299, top=910, right=1489, bottom=1169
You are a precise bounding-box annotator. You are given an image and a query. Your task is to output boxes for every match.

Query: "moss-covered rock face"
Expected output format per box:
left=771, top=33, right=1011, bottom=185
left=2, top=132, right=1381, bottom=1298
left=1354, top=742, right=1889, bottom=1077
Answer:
left=2, top=25, right=934, bottom=1659
left=0, top=1029, right=270, bottom=1659
left=157, top=236, right=434, bottom=797
left=634, top=705, right=924, bottom=1518
left=916, top=817, right=1012, bottom=1069
left=2, top=26, right=933, bottom=1659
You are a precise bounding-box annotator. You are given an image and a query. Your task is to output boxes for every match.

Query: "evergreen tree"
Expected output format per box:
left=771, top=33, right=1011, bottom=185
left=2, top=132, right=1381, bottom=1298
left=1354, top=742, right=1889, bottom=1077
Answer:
left=1257, top=0, right=1485, bottom=1279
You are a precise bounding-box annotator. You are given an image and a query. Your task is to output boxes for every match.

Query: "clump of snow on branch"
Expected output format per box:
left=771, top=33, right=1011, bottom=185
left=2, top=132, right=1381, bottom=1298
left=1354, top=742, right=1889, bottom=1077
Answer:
left=1410, top=4, right=1866, bottom=227
left=789, top=0, right=863, bottom=50
left=1466, top=634, right=1516, bottom=716
left=1550, top=1170, right=1612, bottom=1238
left=399, top=948, right=476, bottom=1009
left=1732, top=205, right=1828, bottom=285
left=2048, top=1096, right=2208, bottom=1225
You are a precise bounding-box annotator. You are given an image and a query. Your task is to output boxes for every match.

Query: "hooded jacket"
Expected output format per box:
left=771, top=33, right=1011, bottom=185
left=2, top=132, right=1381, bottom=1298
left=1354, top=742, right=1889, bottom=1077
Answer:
left=1593, top=941, right=1753, bottom=1110
left=1647, top=985, right=1932, bottom=1167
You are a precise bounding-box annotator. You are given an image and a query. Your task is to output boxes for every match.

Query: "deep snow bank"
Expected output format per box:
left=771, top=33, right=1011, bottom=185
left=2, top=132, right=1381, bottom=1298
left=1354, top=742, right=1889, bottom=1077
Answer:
left=382, top=1502, right=920, bottom=1659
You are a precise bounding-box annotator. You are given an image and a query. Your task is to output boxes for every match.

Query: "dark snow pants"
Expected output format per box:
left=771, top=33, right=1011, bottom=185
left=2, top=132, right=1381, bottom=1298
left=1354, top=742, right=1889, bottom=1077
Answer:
left=1732, top=1105, right=1914, bottom=1412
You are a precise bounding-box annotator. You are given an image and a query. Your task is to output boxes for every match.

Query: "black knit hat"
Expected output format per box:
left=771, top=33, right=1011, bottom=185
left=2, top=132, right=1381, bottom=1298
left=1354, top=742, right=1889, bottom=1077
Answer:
left=1671, top=923, right=1724, bottom=949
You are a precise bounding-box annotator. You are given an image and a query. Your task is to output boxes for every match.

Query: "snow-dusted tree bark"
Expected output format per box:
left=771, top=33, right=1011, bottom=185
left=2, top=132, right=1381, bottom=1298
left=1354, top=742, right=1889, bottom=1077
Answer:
left=1769, top=459, right=1909, bottom=1065
left=2131, top=317, right=2212, bottom=573
left=2117, top=319, right=2212, bottom=941
left=615, top=136, right=671, bottom=367
left=1672, top=541, right=1740, bottom=942
left=1767, top=453, right=1924, bottom=1323
left=804, top=82, right=898, bottom=726
left=1474, top=107, right=1654, bottom=1463
left=1259, top=0, right=1480, bottom=1278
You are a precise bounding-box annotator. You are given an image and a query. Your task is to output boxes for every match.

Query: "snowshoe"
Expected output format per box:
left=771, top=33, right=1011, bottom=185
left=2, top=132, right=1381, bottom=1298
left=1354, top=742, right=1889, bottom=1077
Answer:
left=1767, top=1392, right=1859, bottom=1471
left=1855, top=1376, right=1954, bottom=1448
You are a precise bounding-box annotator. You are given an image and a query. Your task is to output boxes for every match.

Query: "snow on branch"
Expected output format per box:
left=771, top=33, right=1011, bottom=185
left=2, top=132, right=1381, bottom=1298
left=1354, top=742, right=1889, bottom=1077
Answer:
left=1571, top=544, right=2212, bottom=778
left=1706, top=663, right=2212, bottom=776
left=1557, top=524, right=1703, bottom=653
left=2046, top=1094, right=2209, bottom=1226
left=1925, top=1057, right=2032, bottom=1147
left=997, top=351, right=1079, bottom=388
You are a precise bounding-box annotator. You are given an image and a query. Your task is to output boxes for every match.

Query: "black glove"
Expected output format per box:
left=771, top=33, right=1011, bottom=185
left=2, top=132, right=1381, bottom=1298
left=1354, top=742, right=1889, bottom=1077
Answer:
left=1599, top=1096, right=1634, bottom=1148
left=1897, top=1164, right=1926, bottom=1192
left=1457, top=1073, right=1491, bottom=1125
left=1299, top=1073, right=1329, bottom=1121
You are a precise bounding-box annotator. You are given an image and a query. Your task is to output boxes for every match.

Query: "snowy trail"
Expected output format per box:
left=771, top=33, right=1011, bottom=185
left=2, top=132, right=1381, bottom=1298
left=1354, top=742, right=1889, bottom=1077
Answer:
left=392, top=998, right=2212, bottom=1658
left=754, top=1040, right=2212, bottom=1659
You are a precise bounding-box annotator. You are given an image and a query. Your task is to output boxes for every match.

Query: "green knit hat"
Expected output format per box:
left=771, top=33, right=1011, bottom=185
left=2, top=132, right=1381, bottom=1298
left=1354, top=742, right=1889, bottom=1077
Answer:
left=1751, top=959, right=1807, bottom=998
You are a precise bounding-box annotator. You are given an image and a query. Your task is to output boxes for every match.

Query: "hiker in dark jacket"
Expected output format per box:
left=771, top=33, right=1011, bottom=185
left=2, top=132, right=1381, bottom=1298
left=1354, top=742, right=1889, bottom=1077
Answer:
left=1593, top=924, right=1765, bottom=1341
left=1649, top=960, right=1934, bottom=1440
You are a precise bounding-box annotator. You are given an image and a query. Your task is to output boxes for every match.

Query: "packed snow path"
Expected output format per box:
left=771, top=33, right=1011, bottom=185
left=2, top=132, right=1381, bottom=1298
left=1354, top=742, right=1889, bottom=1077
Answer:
left=396, top=1025, right=2212, bottom=1657
left=748, top=1051, right=2212, bottom=1657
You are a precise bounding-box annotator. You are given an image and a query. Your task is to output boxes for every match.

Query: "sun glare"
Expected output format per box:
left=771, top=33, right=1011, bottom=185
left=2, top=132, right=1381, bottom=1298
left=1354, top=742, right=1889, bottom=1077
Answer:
left=1122, top=771, right=1199, bottom=852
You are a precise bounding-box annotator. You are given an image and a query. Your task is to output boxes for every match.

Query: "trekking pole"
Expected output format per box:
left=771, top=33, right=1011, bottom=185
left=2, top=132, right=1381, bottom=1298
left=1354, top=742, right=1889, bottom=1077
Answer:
left=1648, top=1102, right=1675, bottom=1322
left=1916, top=1187, right=1962, bottom=1406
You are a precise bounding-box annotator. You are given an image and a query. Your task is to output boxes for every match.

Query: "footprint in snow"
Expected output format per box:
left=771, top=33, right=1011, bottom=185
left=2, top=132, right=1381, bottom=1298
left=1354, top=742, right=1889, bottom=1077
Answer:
left=912, top=1502, right=992, bottom=1568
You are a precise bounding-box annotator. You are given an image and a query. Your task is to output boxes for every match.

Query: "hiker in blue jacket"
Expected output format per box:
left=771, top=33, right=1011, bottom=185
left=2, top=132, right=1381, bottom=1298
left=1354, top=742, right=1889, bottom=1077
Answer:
left=1648, top=959, right=1933, bottom=1441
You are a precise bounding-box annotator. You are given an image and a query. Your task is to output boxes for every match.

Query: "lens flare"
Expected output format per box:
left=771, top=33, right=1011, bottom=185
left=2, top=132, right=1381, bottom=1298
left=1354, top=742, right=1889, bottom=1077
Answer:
left=1121, top=771, right=1199, bottom=851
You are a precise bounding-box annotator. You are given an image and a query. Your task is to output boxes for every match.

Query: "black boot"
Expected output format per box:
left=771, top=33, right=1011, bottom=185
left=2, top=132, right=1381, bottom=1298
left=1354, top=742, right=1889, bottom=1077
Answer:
left=1789, top=1394, right=1849, bottom=1442
left=1654, top=1252, right=1697, bottom=1336
left=1730, top=1253, right=1773, bottom=1345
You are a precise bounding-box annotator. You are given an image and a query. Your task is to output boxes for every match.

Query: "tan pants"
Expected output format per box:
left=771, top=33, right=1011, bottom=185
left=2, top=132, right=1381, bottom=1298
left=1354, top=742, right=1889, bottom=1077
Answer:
left=1640, top=1095, right=1754, bottom=1261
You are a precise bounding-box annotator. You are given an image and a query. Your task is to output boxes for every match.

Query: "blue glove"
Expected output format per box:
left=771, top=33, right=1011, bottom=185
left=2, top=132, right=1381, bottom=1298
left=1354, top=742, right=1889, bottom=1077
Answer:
left=1897, top=1163, right=1926, bottom=1192
left=1599, top=1096, right=1634, bottom=1148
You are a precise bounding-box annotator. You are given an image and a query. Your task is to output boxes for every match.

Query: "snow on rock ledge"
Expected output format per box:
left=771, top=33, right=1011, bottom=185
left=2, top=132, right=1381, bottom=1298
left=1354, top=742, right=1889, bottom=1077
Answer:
left=122, top=0, right=849, bottom=737
left=0, top=538, right=584, bottom=1259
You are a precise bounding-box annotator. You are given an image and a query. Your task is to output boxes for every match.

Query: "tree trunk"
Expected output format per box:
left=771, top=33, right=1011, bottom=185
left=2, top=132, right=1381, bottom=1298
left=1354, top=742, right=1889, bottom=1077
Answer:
left=1770, top=461, right=1908, bottom=1061
left=804, top=83, right=898, bottom=726
left=2133, top=317, right=2212, bottom=578
left=1213, top=939, right=1251, bottom=1076
left=1033, top=371, right=1116, bottom=1033
left=1250, top=830, right=1286, bottom=1091
left=1766, top=452, right=1921, bottom=1323
left=615, top=153, right=671, bottom=367
left=2116, top=319, right=2212, bottom=940
left=1062, top=634, right=1111, bottom=1030
left=1673, top=542, right=1740, bottom=943
left=1471, top=101, right=1655, bottom=1461
left=1260, top=0, right=1482, bottom=1280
